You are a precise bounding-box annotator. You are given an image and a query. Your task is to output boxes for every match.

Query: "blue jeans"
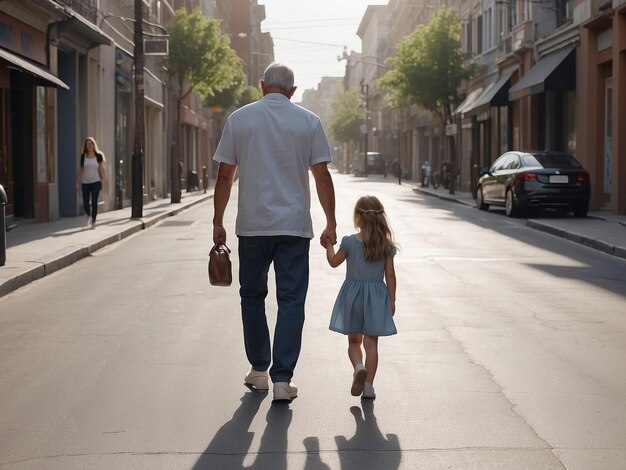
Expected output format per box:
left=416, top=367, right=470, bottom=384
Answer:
left=238, top=236, right=310, bottom=383
left=81, top=182, right=101, bottom=221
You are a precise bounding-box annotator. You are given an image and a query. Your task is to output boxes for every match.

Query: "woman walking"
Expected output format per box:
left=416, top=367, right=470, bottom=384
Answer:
left=76, top=137, right=106, bottom=228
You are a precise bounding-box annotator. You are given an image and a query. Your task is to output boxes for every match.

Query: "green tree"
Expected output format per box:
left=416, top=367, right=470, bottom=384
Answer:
left=163, top=7, right=243, bottom=202
left=379, top=7, right=473, bottom=193
left=203, top=67, right=247, bottom=111
left=327, top=87, right=365, bottom=145
left=237, top=85, right=262, bottom=108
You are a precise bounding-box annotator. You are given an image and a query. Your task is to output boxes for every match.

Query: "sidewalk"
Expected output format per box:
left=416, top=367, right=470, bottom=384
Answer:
left=412, top=184, right=626, bottom=261
left=1, top=190, right=213, bottom=297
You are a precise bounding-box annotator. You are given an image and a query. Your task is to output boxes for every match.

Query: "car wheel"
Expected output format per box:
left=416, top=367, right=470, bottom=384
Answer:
left=573, top=204, right=588, bottom=218
left=505, top=188, right=521, bottom=217
left=476, top=186, right=489, bottom=210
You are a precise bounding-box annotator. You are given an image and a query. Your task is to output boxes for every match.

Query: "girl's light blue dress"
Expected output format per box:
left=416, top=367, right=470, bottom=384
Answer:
left=329, top=234, right=397, bottom=336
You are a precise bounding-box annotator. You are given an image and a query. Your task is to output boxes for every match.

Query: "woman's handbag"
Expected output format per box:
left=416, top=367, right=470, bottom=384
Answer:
left=208, top=243, right=232, bottom=286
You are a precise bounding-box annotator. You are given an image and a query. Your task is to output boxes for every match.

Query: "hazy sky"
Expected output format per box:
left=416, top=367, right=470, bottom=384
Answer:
left=260, top=0, right=388, bottom=101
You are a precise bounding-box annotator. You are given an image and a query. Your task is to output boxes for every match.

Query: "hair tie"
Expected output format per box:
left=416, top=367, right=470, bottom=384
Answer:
left=358, top=209, right=384, bottom=214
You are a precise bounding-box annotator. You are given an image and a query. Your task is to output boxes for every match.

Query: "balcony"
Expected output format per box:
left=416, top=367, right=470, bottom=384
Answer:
left=511, top=21, right=534, bottom=52
left=56, top=0, right=97, bottom=24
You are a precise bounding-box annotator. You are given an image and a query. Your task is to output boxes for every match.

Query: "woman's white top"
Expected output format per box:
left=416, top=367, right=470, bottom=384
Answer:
left=81, top=156, right=101, bottom=184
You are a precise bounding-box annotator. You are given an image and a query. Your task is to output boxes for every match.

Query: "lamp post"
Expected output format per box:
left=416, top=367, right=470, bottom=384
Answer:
left=360, top=79, right=369, bottom=176
left=131, top=0, right=144, bottom=218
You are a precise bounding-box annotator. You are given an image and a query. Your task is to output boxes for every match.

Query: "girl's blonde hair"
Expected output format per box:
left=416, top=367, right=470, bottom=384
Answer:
left=81, top=137, right=105, bottom=160
left=354, top=195, right=397, bottom=261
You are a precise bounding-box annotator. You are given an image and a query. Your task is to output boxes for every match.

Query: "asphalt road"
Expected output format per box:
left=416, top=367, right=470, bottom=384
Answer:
left=1, top=173, right=625, bottom=470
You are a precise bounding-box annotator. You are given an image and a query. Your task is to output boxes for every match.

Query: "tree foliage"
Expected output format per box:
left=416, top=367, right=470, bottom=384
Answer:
left=164, top=7, right=243, bottom=101
left=327, top=87, right=366, bottom=144
left=162, top=7, right=243, bottom=202
left=203, top=67, right=247, bottom=110
left=237, top=86, right=262, bottom=107
left=379, top=7, right=473, bottom=122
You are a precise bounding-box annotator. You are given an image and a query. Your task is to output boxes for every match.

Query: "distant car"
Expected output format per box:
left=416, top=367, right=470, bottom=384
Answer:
left=365, top=152, right=387, bottom=175
left=476, top=151, right=591, bottom=217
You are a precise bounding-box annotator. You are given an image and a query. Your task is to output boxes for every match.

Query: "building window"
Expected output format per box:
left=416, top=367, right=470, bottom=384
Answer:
left=509, top=0, right=517, bottom=29
left=556, top=0, right=572, bottom=27
left=477, top=14, right=483, bottom=53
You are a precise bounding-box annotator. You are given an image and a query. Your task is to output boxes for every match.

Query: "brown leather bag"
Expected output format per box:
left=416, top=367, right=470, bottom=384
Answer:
left=208, top=244, right=232, bottom=286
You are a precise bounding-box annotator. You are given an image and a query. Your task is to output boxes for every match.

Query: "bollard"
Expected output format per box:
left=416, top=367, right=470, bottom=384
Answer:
left=202, top=166, right=208, bottom=194
left=0, top=183, right=7, bottom=266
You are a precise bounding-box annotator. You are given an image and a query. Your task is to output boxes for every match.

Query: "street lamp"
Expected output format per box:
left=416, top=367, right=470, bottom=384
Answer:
left=360, top=79, right=369, bottom=176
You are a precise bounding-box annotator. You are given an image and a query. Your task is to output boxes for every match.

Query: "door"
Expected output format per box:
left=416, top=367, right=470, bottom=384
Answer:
left=0, top=88, right=11, bottom=216
left=603, top=77, right=612, bottom=206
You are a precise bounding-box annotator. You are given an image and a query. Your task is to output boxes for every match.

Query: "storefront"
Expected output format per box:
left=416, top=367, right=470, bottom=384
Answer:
left=0, top=12, right=68, bottom=224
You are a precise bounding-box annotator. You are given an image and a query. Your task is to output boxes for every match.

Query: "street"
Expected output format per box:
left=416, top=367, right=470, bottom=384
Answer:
left=1, top=172, right=625, bottom=470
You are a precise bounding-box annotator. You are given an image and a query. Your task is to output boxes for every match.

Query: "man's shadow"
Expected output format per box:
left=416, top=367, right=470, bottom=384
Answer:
left=333, top=401, right=401, bottom=469
left=193, top=390, right=293, bottom=470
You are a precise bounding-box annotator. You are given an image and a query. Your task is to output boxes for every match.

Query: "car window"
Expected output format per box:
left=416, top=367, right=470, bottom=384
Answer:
left=491, top=154, right=509, bottom=172
left=529, top=153, right=582, bottom=169
left=521, top=154, right=541, bottom=167
left=507, top=155, right=521, bottom=170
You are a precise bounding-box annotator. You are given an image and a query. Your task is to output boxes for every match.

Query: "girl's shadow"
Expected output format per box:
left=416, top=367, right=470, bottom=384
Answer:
left=333, top=401, right=401, bottom=469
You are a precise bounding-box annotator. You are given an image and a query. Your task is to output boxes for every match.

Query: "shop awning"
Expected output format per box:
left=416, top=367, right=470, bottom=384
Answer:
left=57, top=11, right=112, bottom=48
left=454, top=87, right=483, bottom=117
left=509, top=46, right=576, bottom=101
left=463, top=69, right=515, bottom=117
left=0, top=48, right=69, bottom=90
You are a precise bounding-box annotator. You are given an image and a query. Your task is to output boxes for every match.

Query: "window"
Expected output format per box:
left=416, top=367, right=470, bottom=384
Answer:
left=509, top=0, right=517, bottom=29
left=557, top=0, right=572, bottom=27
left=477, top=14, right=483, bottom=53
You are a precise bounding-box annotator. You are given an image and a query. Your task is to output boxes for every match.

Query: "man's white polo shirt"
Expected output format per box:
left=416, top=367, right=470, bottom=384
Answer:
left=214, top=93, right=332, bottom=238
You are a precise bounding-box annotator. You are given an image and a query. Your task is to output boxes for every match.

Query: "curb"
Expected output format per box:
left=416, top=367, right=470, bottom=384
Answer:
left=413, top=186, right=626, bottom=261
left=526, top=220, right=626, bottom=260
left=0, top=194, right=213, bottom=298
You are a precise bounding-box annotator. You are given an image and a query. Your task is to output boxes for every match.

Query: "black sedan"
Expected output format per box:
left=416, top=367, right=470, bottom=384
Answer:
left=476, top=151, right=591, bottom=217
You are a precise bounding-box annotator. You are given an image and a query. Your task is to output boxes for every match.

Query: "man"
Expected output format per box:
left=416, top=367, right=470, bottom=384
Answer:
left=212, top=63, right=337, bottom=402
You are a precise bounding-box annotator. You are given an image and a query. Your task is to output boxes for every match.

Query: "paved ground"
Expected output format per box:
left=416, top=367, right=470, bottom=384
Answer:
left=1, top=176, right=625, bottom=298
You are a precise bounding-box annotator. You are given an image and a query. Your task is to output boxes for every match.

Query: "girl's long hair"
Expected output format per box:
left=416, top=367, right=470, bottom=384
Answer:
left=82, top=137, right=105, bottom=161
left=354, top=195, right=398, bottom=261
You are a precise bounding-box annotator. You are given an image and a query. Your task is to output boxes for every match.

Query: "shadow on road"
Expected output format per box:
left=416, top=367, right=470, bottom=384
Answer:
left=332, top=401, right=401, bottom=470
left=399, top=193, right=626, bottom=299
left=193, top=391, right=294, bottom=470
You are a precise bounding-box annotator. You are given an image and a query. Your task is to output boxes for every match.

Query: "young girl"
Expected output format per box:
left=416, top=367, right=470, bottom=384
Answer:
left=324, top=195, right=397, bottom=399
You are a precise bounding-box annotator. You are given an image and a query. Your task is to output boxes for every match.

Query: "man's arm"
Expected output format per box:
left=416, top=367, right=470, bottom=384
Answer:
left=310, top=162, right=337, bottom=246
left=213, top=162, right=237, bottom=244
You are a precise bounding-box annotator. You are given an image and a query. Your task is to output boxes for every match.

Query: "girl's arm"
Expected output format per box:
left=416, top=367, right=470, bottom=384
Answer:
left=325, top=243, right=346, bottom=268
left=384, top=255, right=396, bottom=315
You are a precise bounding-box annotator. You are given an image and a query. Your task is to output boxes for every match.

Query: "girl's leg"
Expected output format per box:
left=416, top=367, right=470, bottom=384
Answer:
left=347, top=333, right=363, bottom=367
left=81, top=184, right=91, bottom=218
left=91, top=182, right=101, bottom=222
left=363, top=335, right=379, bottom=384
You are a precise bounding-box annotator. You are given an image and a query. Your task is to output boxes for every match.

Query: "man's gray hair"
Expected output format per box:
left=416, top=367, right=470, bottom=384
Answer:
left=263, top=63, right=294, bottom=91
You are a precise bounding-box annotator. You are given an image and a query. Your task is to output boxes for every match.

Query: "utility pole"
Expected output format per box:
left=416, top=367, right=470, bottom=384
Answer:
left=131, top=0, right=144, bottom=218
left=361, top=80, right=369, bottom=177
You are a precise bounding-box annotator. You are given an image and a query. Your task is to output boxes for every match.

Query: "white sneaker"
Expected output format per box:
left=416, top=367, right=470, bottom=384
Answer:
left=244, top=369, right=269, bottom=390
left=272, top=382, right=297, bottom=402
left=351, top=364, right=367, bottom=396
left=85, top=217, right=91, bottom=228
left=362, top=382, right=376, bottom=399
left=90, top=219, right=96, bottom=229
